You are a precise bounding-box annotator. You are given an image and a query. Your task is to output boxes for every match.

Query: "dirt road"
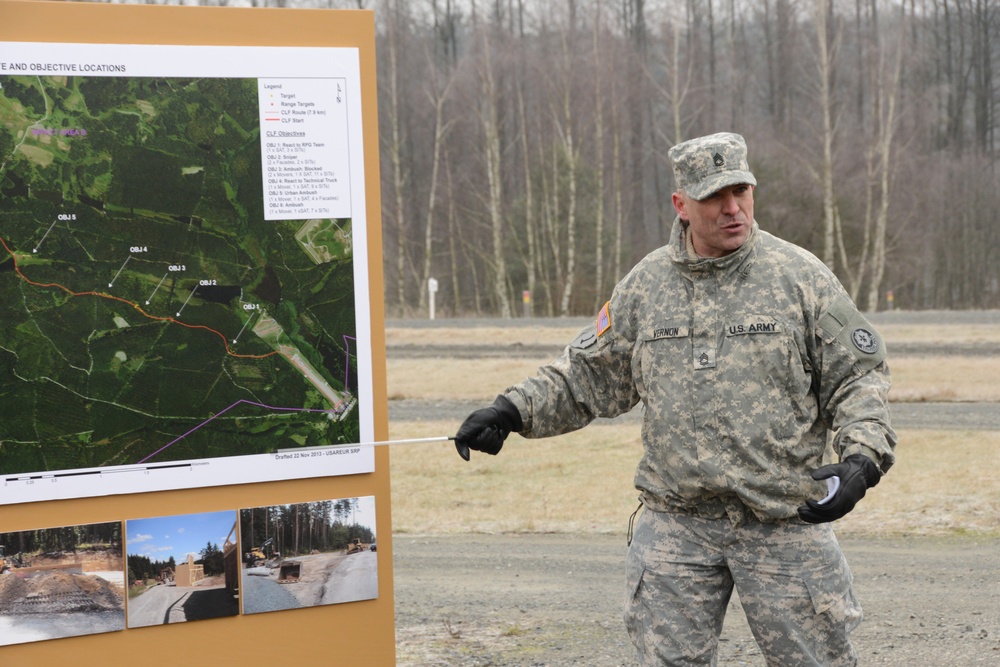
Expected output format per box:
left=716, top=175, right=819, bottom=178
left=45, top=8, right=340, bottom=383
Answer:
left=394, top=533, right=1000, bottom=666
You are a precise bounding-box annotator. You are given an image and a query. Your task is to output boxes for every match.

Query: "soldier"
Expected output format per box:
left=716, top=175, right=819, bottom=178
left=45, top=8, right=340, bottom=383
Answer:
left=454, top=132, right=896, bottom=666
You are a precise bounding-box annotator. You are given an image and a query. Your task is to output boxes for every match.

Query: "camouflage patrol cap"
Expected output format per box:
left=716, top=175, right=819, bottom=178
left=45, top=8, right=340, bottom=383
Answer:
left=668, top=132, right=757, bottom=200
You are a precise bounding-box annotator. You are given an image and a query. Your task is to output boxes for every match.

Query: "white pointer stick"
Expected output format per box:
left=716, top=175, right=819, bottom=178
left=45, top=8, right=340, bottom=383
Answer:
left=278, top=436, right=454, bottom=453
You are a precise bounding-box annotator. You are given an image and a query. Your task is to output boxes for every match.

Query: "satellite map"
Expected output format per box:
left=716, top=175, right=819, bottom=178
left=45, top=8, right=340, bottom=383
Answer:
left=0, top=74, right=361, bottom=478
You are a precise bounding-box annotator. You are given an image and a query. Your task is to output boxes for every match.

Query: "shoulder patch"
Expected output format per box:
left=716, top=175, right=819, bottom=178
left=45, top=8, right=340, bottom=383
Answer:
left=818, top=296, right=887, bottom=372
left=570, top=326, right=598, bottom=350
left=596, top=301, right=612, bottom=336
left=850, top=328, right=879, bottom=355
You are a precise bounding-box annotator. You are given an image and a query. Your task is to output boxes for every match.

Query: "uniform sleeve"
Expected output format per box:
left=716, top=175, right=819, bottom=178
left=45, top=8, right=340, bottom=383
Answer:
left=503, top=308, right=641, bottom=439
left=814, top=295, right=897, bottom=473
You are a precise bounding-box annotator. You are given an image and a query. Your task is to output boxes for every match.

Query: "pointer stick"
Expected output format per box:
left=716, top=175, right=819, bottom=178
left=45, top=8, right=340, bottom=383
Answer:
left=278, top=436, right=455, bottom=453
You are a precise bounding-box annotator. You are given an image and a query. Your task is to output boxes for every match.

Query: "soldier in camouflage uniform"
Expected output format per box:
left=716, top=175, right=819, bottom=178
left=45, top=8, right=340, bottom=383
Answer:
left=454, top=132, right=897, bottom=666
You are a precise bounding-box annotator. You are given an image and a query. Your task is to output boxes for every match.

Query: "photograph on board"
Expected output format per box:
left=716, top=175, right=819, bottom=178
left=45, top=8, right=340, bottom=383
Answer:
left=0, top=521, right=125, bottom=646
left=125, top=510, right=240, bottom=628
left=240, top=495, right=377, bottom=615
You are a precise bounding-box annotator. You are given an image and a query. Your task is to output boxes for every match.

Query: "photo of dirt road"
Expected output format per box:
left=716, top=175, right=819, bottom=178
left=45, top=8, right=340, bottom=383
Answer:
left=125, top=511, right=240, bottom=629
left=240, top=496, right=378, bottom=615
left=0, top=522, right=125, bottom=646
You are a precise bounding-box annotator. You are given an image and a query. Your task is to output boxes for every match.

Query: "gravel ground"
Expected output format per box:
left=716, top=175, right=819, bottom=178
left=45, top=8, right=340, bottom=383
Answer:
left=394, top=534, right=1000, bottom=666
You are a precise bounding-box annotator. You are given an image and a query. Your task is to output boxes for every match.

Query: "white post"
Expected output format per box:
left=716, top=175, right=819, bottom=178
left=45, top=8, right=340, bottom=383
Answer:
left=427, top=277, right=438, bottom=320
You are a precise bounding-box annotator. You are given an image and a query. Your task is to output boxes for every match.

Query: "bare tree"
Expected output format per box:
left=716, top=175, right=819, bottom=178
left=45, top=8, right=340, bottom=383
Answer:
left=417, top=60, right=455, bottom=312
left=592, top=2, right=608, bottom=309
left=814, top=0, right=840, bottom=270
left=863, top=5, right=905, bottom=312
left=384, top=0, right=410, bottom=314
left=477, top=25, right=513, bottom=318
left=554, top=20, right=581, bottom=317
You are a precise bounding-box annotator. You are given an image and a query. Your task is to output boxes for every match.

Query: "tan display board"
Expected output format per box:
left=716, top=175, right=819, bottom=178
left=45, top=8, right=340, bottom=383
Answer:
left=0, top=1, right=393, bottom=663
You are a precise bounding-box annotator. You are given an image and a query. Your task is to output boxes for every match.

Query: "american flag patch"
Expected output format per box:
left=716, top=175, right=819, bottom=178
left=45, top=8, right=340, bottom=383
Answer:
left=596, top=301, right=611, bottom=336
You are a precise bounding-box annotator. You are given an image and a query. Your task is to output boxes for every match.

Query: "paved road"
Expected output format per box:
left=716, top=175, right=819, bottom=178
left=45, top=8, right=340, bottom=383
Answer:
left=127, top=582, right=237, bottom=627
left=321, top=550, right=378, bottom=605
left=389, top=398, right=1000, bottom=431
left=386, top=312, right=1000, bottom=431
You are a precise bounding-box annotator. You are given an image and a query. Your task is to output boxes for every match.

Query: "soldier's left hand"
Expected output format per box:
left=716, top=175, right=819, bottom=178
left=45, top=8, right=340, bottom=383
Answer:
left=797, top=454, right=881, bottom=524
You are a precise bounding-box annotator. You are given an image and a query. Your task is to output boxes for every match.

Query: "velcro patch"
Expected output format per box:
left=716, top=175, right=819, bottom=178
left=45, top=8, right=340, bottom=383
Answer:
left=818, top=296, right=886, bottom=372
left=694, top=347, right=716, bottom=370
left=596, top=301, right=612, bottom=336
left=649, top=326, right=689, bottom=340
left=726, top=320, right=780, bottom=336
left=851, top=328, right=879, bottom=354
left=570, top=326, right=598, bottom=349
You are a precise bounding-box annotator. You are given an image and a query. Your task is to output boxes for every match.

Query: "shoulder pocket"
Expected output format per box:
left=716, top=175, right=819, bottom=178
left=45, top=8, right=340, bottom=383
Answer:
left=818, top=296, right=886, bottom=373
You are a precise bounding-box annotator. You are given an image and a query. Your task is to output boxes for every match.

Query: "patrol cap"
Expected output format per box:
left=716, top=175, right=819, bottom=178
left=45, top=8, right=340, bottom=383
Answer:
left=668, top=132, right=757, bottom=200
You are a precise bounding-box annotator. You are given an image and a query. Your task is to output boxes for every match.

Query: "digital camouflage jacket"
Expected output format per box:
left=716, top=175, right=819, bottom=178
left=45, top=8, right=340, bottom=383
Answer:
left=504, top=219, right=897, bottom=525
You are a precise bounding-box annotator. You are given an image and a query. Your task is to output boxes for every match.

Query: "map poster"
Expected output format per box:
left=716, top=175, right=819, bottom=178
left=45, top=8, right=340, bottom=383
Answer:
left=0, top=42, right=375, bottom=505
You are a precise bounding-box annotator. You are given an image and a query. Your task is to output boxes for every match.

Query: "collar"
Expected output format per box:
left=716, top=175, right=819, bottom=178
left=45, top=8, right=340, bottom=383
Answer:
left=668, top=216, right=759, bottom=277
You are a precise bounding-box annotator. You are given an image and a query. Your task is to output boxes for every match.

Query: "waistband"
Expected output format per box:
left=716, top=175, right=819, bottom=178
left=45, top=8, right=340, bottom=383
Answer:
left=639, top=492, right=762, bottom=528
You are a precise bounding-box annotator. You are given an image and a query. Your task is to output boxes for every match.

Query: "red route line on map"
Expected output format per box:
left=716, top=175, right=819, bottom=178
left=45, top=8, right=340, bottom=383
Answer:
left=0, top=235, right=278, bottom=361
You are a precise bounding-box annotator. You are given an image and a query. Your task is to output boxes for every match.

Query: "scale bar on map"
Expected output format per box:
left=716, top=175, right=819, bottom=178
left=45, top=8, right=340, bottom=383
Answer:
left=5, top=462, right=193, bottom=483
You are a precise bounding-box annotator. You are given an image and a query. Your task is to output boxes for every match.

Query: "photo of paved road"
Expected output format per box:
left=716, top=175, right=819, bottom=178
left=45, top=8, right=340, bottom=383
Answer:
left=127, top=575, right=237, bottom=627
left=242, top=550, right=378, bottom=614
left=125, top=511, right=240, bottom=629
left=240, top=496, right=379, bottom=616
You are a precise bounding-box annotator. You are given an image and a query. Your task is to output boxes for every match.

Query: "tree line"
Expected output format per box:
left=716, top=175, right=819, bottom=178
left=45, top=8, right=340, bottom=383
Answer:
left=0, top=522, right=120, bottom=557
left=127, top=553, right=177, bottom=585
left=240, top=499, right=375, bottom=558
left=126, top=542, right=227, bottom=584
left=375, top=0, right=1000, bottom=316
left=69, top=0, right=1000, bottom=313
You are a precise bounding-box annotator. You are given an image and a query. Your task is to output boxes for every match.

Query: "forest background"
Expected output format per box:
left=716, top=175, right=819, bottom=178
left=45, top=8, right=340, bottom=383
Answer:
left=80, top=0, right=1000, bottom=317
left=371, top=0, right=1000, bottom=318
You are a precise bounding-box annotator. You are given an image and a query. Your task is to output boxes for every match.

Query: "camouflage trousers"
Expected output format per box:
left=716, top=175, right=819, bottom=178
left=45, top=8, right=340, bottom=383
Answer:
left=624, top=507, right=862, bottom=666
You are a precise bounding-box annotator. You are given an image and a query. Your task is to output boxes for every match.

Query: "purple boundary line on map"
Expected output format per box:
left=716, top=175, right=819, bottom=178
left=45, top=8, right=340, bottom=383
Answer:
left=136, top=400, right=340, bottom=464
left=344, top=335, right=356, bottom=392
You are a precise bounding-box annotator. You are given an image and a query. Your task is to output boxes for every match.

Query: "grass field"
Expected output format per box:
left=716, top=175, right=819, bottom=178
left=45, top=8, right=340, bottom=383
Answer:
left=386, top=323, right=1000, bottom=538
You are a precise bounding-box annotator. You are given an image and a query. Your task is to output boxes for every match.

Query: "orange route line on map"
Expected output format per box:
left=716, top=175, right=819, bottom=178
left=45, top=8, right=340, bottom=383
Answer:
left=0, top=235, right=279, bottom=361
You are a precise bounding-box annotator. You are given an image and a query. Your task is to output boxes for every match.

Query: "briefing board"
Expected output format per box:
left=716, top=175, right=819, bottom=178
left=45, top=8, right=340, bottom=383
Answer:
left=0, top=2, right=393, bottom=664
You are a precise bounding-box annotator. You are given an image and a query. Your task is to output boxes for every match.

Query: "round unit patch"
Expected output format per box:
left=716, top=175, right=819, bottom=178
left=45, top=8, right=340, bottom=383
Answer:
left=851, top=328, right=879, bottom=354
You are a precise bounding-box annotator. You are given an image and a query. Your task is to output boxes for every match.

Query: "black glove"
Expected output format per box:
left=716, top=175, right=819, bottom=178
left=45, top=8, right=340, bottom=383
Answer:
left=454, top=395, right=523, bottom=461
left=797, top=454, right=881, bottom=524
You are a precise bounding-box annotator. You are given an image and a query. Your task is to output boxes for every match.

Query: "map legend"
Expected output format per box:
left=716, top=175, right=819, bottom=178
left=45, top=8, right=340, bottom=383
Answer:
left=259, top=78, right=352, bottom=220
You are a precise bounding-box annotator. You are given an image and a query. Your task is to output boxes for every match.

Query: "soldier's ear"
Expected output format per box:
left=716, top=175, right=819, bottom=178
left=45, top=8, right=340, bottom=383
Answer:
left=671, top=191, right=688, bottom=220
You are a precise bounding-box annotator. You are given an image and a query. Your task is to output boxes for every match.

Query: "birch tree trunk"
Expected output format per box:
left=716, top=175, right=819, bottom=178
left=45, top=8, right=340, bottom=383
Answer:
left=556, top=31, right=579, bottom=317
left=418, top=75, right=453, bottom=311
left=815, top=0, right=838, bottom=270
left=479, top=28, right=512, bottom=318
left=864, top=22, right=904, bottom=312
left=592, top=8, right=607, bottom=311
left=445, top=153, right=463, bottom=315
left=386, top=6, right=408, bottom=313
left=516, top=43, right=536, bottom=317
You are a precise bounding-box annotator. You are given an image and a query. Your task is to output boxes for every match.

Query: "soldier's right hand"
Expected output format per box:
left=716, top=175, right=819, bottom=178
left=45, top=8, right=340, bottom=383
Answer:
left=454, top=395, right=523, bottom=461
